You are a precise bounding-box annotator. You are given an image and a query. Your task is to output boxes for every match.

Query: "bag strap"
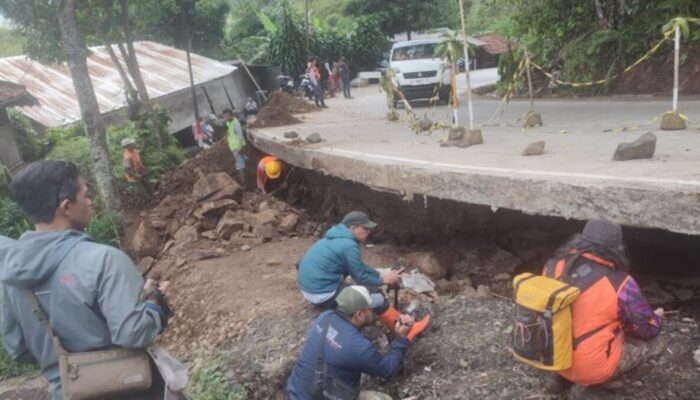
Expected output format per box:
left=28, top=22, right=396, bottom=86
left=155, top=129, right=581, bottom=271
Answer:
left=22, top=289, right=67, bottom=356
left=20, top=232, right=88, bottom=357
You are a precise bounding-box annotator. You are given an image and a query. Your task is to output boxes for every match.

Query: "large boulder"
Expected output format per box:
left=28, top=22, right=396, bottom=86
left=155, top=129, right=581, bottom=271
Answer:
left=660, top=111, right=686, bottom=130
left=192, top=172, right=243, bottom=203
left=173, top=224, right=198, bottom=242
left=277, top=213, right=299, bottom=234
left=128, top=220, right=162, bottom=258
left=252, top=209, right=278, bottom=227
left=217, top=211, right=246, bottom=240
left=193, top=199, right=238, bottom=219
left=406, top=251, right=448, bottom=280
left=613, top=132, right=656, bottom=161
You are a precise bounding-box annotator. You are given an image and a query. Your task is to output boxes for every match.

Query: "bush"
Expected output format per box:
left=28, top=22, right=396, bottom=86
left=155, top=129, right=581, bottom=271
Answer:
left=0, top=346, right=38, bottom=380
left=0, top=195, right=31, bottom=239
left=8, top=111, right=47, bottom=163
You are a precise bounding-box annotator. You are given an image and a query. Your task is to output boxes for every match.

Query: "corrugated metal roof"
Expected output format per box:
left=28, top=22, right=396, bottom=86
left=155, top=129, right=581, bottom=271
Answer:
left=474, top=34, right=517, bottom=55
left=0, top=41, right=236, bottom=128
left=0, top=80, right=36, bottom=107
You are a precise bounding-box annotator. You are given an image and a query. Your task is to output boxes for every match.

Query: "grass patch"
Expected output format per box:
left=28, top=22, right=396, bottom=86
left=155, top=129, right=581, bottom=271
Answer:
left=0, top=345, right=38, bottom=380
left=186, top=358, right=248, bottom=400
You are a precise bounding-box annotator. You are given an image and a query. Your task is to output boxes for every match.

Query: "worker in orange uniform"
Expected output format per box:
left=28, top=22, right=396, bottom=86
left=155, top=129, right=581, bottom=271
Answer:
left=121, top=138, right=151, bottom=193
left=256, top=155, right=285, bottom=194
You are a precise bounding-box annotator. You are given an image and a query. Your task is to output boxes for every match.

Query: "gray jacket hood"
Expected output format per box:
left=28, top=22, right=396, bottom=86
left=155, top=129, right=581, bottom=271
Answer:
left=1, top=230, right=88, bottom=289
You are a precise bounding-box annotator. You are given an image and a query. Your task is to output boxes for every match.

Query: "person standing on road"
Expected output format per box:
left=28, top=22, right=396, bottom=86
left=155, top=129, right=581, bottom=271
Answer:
left=541, top=219, right=664, bottom=399
left=287, top=285, right=416, bottom=400
left=296, top=211, right=430, bottom=338
left=338, top=56, right=352, bottom=99
left=307, top=56, right=327, bottom=108
left=1, top=160, right=174, bottom=400
left=223, top=108, right=247, bottom=178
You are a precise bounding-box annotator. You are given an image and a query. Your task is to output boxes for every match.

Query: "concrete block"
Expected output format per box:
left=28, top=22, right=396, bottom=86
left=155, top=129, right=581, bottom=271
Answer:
left=523, top=111, right=543, bottom=128
left=660, top=111, right=686, bottom=131
left=467, top=129, right=483, bottom=146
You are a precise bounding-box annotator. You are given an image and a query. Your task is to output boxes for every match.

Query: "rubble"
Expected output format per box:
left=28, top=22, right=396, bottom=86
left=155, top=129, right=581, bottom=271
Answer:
left=127, top=219, right=162, bottom=258
left=192, top=172, right=243, bottom=203
left=405, top=251, right=448, bottom=280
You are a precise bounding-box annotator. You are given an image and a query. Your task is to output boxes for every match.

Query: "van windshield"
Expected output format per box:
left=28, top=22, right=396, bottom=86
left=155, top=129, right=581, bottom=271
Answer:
left=391, top=44, right=437, bottom=61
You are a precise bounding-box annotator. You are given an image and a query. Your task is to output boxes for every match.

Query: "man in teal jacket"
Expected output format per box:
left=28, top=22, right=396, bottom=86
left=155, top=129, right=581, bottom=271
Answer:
left=297, top=211, right=429, bottom=339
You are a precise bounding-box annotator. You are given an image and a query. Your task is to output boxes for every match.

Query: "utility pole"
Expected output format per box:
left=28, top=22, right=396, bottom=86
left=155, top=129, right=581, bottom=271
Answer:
left=187, top=37, right=199, bottom=120
left=304, top=0, right=310, bottom=58
left=458, top=0, right=475, bottom=130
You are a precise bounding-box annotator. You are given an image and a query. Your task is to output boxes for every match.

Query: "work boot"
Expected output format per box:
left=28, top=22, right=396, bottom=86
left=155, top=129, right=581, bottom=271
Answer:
left=406, top=314, right=431, bottom=342
left=544, top=373, right=570, bottom=394
left=378, top=306, right=400, bottom=331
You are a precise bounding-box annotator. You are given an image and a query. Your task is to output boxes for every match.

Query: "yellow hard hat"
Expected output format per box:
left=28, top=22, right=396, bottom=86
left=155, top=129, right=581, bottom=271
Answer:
left=264, top=160, right=282, bottom=179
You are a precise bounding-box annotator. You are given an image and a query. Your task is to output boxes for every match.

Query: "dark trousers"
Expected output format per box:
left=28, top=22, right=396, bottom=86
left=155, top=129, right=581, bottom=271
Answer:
left=313, top=83, right=326, bottom=106
left=342, top=77, right=351, bottom=98
left=313, top=283, right=388, bottom=314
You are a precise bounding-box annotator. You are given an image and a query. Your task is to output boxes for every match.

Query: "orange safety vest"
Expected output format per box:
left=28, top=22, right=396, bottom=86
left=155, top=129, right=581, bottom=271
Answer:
left=123, top=148, right=144, bottom=182
left=544, top=252, right=630, bottom=386
left=256, top=155, right=279, bottom=192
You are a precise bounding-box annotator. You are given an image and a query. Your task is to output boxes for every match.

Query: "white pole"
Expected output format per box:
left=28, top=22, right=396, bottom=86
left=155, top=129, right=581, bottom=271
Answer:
left=458, top=0, right=474, bottom=130
left=673, top=23, right=680, bottom=112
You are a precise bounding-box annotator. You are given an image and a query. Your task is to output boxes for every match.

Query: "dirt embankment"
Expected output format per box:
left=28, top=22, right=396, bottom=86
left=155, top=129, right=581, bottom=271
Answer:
left=115, top=142, right=700, bottom=400
left=248, top=91, right=318, bottom=129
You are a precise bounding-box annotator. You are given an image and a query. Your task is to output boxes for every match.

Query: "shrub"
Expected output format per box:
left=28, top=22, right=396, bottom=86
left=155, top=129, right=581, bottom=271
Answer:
left=187, top=358, right=248, bottom=400
left=8, top=110, right=46, bottom=163
left=0, top=195, right=31, bottom=239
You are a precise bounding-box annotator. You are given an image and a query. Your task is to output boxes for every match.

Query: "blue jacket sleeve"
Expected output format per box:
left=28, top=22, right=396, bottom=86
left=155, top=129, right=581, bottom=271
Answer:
left=1, top=286, right=34, bottom=363
left=342, top=243, right=383, bottom=287
left=355, top=336, right=409, bottom=379
left=96, top=248, right=163, bottom=348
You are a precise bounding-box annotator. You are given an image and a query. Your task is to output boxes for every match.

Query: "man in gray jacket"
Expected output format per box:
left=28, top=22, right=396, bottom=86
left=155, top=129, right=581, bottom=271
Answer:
left=0, top=160, right=171, bottom=400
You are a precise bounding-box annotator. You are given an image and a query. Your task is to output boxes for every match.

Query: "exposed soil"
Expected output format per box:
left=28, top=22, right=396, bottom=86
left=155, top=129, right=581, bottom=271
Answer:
left=249, top=91, right=318, bottom=129
left=612, top=49, right=700, bottom=95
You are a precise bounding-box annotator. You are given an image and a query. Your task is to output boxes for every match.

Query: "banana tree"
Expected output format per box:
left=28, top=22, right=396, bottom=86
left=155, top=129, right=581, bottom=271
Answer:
left=434, top=30, right=464, bottom=126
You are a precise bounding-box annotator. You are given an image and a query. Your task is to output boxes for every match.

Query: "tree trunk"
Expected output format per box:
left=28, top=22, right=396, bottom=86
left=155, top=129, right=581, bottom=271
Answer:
left=56, top=0, right=122, bottom=217
left=593, top=0, right=610, bottom=29
left=119, top=0, right=149, bottom=101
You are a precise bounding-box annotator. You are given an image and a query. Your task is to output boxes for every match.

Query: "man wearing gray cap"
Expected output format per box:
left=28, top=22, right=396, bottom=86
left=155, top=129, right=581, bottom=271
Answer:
left=297, top=211, right=429, bottom=339
left=538, top=219, right=664, bottom=399
left=287, top=285, right=415, bottom=399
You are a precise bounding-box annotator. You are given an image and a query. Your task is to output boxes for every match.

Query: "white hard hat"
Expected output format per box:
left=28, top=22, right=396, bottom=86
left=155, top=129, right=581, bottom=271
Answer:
left=121, top=138, right=136, bottom=147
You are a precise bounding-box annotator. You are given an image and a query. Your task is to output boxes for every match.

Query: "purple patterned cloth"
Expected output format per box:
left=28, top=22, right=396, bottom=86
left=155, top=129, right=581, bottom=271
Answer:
left=618, top=277, right=662, bottom=340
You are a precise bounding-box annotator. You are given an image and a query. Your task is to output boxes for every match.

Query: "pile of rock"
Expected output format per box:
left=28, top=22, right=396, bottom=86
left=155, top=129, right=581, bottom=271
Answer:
left=126, top=171, right=313, bottom=264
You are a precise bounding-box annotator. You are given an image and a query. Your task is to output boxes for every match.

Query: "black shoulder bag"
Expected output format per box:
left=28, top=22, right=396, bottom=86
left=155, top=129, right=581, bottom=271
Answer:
left=310, top=313, right=360, bottom=400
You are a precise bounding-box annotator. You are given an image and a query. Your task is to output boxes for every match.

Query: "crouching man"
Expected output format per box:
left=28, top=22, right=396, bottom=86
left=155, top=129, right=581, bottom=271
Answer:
left=296, top=211, right=429, bottom=338
left=287, top=286, right=416, bottom=400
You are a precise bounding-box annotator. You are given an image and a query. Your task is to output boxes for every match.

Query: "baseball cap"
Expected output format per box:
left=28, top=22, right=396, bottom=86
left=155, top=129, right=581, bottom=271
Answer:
left=335, top=286, right=383, bottom=314
left=341, top=211, right=377, bottom=229
left=581, top=219, right=623, bottom=247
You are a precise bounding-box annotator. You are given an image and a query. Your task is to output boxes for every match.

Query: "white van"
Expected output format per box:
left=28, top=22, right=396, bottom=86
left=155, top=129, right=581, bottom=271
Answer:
left=389, top=39, right=452, bottom=105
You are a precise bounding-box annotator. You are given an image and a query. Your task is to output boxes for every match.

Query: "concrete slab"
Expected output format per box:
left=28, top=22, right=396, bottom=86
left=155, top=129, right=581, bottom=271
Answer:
left=249, top=78, right=700, bottom=235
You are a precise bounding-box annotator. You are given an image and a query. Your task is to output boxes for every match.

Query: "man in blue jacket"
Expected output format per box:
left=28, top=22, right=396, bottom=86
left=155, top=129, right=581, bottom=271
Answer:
left=297, top=211, right=429, bottom=338
left=1, top=160, right=172, bottom=400
left=287, top=285, right=415, bottom=399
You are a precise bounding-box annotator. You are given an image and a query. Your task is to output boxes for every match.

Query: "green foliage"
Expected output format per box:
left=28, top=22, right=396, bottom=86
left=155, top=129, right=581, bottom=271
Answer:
left=186, top=359, right=247, bottom=400
left=0, top=26, right=25, bottom=57
left=131, top=0, right=230, bottom=57
left=504, top=0, right=700, bottom=95
left=265, top=2, right=306, bottom=75
left=0, top=0, right=63, bottom=63
left=85, top=210, right=123, bottom=247
left=347, top=16, right=390, bottom=70
left=8, top=111, right=47, bottom=163
left=345, top=0, right=460, bottom=38
left=0, top=345, right=38, bottom=380
left=0, top=195, right=31, bottom=239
